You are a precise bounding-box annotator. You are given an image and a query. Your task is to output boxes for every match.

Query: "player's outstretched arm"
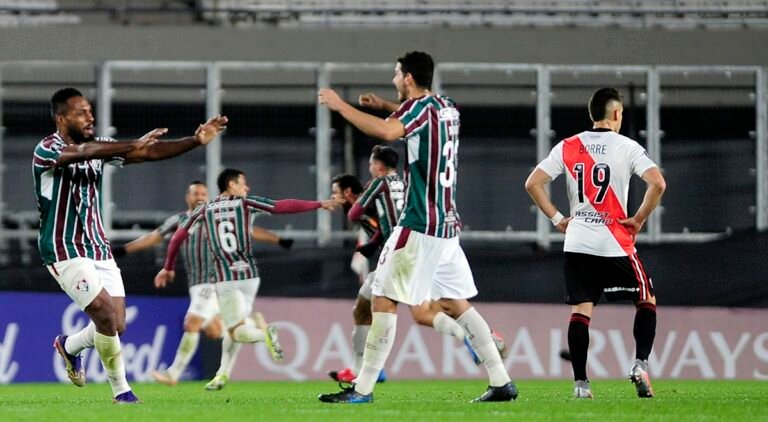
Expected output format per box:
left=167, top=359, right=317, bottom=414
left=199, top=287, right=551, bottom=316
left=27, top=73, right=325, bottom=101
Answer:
left=122, top=115, right=228, bottom=164
left=318, top=88, right=405, bottom=141
left=619, top=167, right=667, bottom=235
left=251, top=226, right=293, bottom=249
left=359, top=93, right=400, bottom=114
left=525, top=168, right=572, bottom=233
left=113, top=230, right=164, bottom=257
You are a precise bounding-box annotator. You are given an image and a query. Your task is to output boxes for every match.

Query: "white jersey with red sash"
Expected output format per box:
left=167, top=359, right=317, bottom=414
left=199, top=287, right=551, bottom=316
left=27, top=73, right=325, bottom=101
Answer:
left=536, top=128, right=657, bottom=257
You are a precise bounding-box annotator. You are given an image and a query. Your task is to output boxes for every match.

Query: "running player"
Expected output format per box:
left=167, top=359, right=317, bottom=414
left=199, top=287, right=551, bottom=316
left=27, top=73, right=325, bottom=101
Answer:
left=112, top=180, right=293, bottom=390
left=525, top=87, right=666, bottom=399
left=35, top=87, right=227, bottom=404
left=328, top=146, right=507, bottom=384
left=318, top=51, right=517, bottom=403
left=154, top=168, right=340, bottom=368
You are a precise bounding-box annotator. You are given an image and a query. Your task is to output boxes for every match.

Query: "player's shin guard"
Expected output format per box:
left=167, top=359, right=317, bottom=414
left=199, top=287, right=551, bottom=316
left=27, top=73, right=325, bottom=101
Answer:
left=633, top=303, right=657, bottom=361
left=65, top=321, right=96, bottom=355
left=166, top=332, right=200, bottom=381
left=351, top=324, right=370, bottom=376
left=217, top=330, right=242, bottom=378
left=432, top=311, right=466, bottom=340
left=355, top=313, right=396, bottom=396
left=568, top=313, right=591, bottom=381
left=232, top=318, right=265, bottom=343
left=457, top=307, right=511, bottom=387
left=94, top=332, right=131, bottom=397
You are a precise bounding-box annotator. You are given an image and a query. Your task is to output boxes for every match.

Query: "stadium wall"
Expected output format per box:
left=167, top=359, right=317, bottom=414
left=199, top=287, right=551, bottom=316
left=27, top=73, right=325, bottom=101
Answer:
left=0, top=26, right=766, bottom=65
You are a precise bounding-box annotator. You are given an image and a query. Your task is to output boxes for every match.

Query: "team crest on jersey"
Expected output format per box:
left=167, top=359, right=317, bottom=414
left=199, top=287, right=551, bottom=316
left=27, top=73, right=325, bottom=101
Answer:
left=75, top=279, right=89, bottom=292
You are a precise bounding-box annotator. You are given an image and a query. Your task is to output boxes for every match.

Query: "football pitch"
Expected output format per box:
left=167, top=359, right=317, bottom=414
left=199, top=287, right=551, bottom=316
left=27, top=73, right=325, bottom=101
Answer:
left=1, top=379, right=766, bottom=421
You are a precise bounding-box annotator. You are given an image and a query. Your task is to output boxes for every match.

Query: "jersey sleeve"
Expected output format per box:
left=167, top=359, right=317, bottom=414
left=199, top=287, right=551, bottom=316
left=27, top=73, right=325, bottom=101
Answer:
left=156, top=213, right=181, bottom=238
left=389, top=99, right=425, bottom=137
left=628, top=141, right=658, bottom=177
left=244, top=195, right=276, bottom=214
left=97, top=137, right=126, bottom=167
left=356, top=178, right=385, bottom=210
left=33, top=139, right=64, bottom=170
left=181, top=205, right=205, bottom=230
left=536, top=140, right=566, bottom=179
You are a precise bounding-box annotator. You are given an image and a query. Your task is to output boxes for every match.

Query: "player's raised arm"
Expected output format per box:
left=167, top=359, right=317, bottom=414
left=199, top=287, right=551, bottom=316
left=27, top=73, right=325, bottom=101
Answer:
left=359, top=93, right=400, bottom=114
left=318, top=88, right=405, bottom=142
left=122, top=115, right=228, bottom=164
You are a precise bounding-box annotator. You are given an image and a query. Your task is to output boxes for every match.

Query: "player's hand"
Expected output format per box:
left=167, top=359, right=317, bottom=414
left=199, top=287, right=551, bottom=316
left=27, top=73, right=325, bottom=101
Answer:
left=358, top=93, right=387, bottom=110
left=320, top=198, right=344, bottom=211
left=618, top=216, right=644, bottom=237
left=355, top=242, right=378, bottom=258
left=278, top=238, right=294, bottom=250
left=554, top=217, right=572, bottom=234
left=195, top=115, right=228, bottom=145
left=318, top=88, right=346, bottom=112
left=154, top=269, right=175, bottom=289
left=140, top=128, right=168, bottom=142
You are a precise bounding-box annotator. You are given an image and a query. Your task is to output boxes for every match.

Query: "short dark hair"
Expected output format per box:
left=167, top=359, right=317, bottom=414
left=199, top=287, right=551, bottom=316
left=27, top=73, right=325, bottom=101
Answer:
left=398, top=51, right=434, bottom=89
left=50, top=87, right=84, bottom=120
left=332, top=174, right=363, bottom=195
left=187, top=180, right=206, bottom=191
left=588, top=87, right=623, bottom=122
left=217, top=168, right=244, bottom=194
left=371, top=145, right=398, bottom=169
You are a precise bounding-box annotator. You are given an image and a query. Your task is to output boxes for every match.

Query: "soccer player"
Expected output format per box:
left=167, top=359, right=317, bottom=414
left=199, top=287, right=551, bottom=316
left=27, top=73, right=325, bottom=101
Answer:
left=154, top=168, right=340, bottom=367
left=112, top=180, right=293, bottom=390
left=525, top=87, right=666, bottom=399
left=34, top=87, right=227, bottom=404
left=328, top=147, right=507, bottom=384
left=317, top=51, right=517, bottom=403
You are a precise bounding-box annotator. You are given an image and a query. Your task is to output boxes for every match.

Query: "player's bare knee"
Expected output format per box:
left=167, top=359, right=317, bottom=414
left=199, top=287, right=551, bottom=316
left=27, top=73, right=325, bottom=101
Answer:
left=203, top=322, right=222, bottom=339
left=184, top=315, right=204, bottom=333
left=353, top=297, right=372, bottom=324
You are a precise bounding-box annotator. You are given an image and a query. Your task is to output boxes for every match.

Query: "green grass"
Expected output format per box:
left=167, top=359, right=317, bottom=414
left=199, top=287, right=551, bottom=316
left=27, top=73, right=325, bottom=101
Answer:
left=1, top=379, right=766, bottom=421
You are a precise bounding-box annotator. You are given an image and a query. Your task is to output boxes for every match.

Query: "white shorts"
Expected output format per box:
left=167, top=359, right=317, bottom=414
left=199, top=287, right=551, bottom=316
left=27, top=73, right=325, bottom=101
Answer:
left=214, top=278, right=261, bottom=329
left=358, top=271, right=375, bottom=301
left=47, top=257, right=125, bottom=311
left=372, top=227, right=478, bottom=306
left=187, top=283, right=220, bottom=326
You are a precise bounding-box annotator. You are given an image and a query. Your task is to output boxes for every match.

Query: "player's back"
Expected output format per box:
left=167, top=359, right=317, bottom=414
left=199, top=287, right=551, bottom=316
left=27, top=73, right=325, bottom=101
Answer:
left=556, top=128, right=657, bottom=257
left=197, top=195, right=266, bottom=282
left=359, top=173, right=405, bottom=240
left=392, top=95, right=461, bottom=238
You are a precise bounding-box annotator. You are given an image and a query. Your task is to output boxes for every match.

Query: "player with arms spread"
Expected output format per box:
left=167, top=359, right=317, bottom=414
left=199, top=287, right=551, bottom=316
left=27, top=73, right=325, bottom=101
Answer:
left=154, top=168, right=339, bottom=364
left=525, top=87, right=666, bottom=399
left=318, top=51, right=517, bottom=403
left=35, top=87, right=227, bottom=404
left=113, top=180, right=293, bottom=390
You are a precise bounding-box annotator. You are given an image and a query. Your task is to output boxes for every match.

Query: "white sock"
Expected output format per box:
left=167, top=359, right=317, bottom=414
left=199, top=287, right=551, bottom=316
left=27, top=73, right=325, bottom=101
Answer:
left=216, top=330, right=242, bottom=378
left=232, top=318, right=265, bottom=343
left=351, top=324, right=370, bottom=375
left=65, top=322, right=96, bottom=356
left=457, top=307, right=511, bottom=387
left=355, top=312, right=397, bottom=396
left=432, top=312, right=466, bottom=340
left=166, top=331, right=200, bottom=381
left=94, top=332, right=131, bottom=397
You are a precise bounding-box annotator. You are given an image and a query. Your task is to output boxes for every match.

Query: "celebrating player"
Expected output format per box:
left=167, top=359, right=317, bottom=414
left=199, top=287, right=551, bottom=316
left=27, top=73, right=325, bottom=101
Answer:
left=112, top=180, right=293, bottom=390
left=318, top=51, right=517, bottom=403
left=525, top=87, right=666, bottom=399
left=35, top=87, right=227, bottom=404
left=154, top=168, right=340, bottom=369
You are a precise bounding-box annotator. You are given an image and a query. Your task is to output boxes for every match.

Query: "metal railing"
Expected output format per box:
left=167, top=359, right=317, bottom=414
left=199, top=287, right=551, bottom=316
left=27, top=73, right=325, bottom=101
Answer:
left=0, top=60, right=765, bottom=263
